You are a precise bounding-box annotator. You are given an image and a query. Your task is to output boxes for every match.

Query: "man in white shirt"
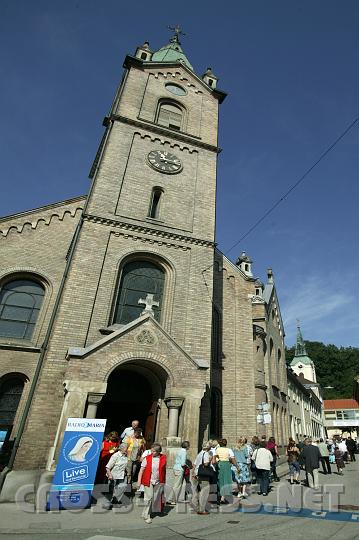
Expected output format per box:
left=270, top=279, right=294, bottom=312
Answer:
left=338, top=439, right=348, bottom=462
left=120, top=419, right=140, bottom=440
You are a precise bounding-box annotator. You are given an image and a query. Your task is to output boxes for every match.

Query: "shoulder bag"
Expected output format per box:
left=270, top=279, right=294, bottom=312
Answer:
left=197, top=452, right=216, bottom=482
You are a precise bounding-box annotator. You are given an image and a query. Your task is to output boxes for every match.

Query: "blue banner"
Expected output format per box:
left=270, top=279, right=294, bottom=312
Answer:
left=47, top=417, right=106, bottom=510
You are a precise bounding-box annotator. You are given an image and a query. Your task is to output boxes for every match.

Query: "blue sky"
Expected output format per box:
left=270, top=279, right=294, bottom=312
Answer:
left=1, top=0, right=358, bottom=347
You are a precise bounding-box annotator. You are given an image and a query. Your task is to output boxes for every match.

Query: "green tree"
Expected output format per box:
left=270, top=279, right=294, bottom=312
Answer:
left=286, top=341, right=359, bottom=398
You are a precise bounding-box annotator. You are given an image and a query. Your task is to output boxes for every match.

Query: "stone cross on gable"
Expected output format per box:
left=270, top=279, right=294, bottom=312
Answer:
left=138, top=293, right=159, bottom=317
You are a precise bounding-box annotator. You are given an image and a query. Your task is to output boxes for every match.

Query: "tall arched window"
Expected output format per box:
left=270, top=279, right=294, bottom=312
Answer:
left=0, top=375, right=25, bottom=463
left=148, top=188, right=163, bottom=219
left=156, top=101, right=183, bottom=131
left=210, top=388, right=222, bottom=438
left=0, top=376, right=24, bottom=428
left=211, top=307, right=222, bottom=366
left=113, top=261, right=165, bottom=325
left=0, top=279, right=45, bottom=340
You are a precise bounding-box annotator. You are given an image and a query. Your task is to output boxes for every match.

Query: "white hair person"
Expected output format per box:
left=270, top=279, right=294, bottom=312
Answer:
left=68, top=437, right=93, bottom=462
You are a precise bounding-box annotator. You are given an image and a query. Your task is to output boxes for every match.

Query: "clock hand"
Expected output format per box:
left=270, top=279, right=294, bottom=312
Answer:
left=163, top=159, right=179, bottom=165
left=159, top=157, right=179, bottom=164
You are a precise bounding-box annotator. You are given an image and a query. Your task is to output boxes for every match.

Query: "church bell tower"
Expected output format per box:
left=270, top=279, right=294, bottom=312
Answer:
left=59, top=30, right=227, bottom=446
left=81, top=28, right=227, bottom=351
left=7, top=29, right=228, bottom=477
left=87, top=29, right=226, bottom=243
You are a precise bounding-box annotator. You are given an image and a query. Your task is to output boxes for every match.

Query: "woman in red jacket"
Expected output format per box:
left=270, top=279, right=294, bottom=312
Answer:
left=96, top=431, right=120, bottom=484
left=138, top=442, right=166, bottom=524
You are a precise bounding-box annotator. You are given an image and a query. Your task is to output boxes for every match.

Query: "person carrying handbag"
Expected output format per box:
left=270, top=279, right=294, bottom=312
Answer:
left=252, top=441, right=273, bottom=496
left=191, top=442, right=215, bottom=515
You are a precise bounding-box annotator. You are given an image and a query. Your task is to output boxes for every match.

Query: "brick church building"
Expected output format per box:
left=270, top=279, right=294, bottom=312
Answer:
left=0, top=33, right=288, bottom=498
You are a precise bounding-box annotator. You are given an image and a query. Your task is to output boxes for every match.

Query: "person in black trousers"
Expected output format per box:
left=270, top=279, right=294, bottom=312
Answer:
left=346, top=437, right=356, bottom=462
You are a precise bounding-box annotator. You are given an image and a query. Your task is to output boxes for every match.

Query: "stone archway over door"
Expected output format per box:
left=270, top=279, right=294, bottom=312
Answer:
left=96, top=361, right=167, bottom=445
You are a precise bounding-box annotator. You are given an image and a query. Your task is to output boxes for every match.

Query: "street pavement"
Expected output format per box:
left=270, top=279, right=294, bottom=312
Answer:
left=1, top=458, right=359, bottom=539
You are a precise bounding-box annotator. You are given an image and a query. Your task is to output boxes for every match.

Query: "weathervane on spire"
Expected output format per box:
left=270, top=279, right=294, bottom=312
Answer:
left=167, top=24, right=186, bottom=43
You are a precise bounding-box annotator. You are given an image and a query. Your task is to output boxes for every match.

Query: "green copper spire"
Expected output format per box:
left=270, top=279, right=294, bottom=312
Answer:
left=290, top=322, right=312, bottom=365
left=295, top=323, right=307, bottom=356
left=151, top=25, right=193, bottom=70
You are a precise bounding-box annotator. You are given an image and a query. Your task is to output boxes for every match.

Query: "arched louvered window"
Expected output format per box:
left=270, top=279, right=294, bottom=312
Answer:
left=148, top=188, right=163, bottom=219
left=210, top=387, right=222, bottom=438
left=157, top=102, right=183, bottom=131
left=0, top=377, right=24, bottom=427
left=113, top=261, right=165, bottom=325
left=0, top=279, right=45, bottom=340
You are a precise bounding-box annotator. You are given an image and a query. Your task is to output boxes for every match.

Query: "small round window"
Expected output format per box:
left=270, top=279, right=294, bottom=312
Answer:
left=165, top=84, right=187, bottom=96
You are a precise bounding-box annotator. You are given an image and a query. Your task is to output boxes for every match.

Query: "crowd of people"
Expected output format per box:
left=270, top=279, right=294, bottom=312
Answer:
left=94, top=420, right=358, bottom=524
left=287, top=435, right=357, bottom=489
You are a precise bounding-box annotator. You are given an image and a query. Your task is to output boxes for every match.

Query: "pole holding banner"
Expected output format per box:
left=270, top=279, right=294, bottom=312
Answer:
left=47, top=418, right=106, bottom=510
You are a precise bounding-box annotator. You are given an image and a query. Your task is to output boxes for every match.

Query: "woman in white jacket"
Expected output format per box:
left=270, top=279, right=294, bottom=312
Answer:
left=251, top=441, right=273, bottom=496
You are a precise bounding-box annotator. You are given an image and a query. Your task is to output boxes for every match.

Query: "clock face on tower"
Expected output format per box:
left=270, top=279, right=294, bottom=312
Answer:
left=147, top=150, right=182, bottom=174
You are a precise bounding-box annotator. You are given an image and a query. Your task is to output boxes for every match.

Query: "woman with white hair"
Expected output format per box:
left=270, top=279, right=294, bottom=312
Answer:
left=192, top=441, right=215, bottom=515
left=106, top=443, right=129, bottom=505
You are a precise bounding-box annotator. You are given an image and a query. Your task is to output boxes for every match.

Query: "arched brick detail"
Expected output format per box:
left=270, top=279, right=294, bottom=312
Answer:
left=100, top=351, right=175, bottom=387
left=0, top=371, right=29, bottom=384
left=0, top=267, right=53, bottom=292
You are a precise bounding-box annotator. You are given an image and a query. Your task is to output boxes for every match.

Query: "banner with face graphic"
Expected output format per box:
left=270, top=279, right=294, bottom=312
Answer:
left=47, top=417, right=106, bottom=510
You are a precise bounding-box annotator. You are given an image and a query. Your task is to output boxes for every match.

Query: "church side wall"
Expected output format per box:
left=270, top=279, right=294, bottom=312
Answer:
left=212, top=258, right=257, bottom=445
left=265, top=301, right=288, bottom=448
left=13, top=222, right=114, bottom=469
left=0, top=208, right=82, bottom=442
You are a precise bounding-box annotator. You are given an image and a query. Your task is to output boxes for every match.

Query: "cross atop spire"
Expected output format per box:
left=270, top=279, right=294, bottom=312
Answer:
left=167, top=24, right=186, bottom=44
left=151, top=27, right=193, bottom=70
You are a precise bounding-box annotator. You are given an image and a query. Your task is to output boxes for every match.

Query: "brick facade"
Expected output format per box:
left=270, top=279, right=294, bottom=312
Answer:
left=0, top=40, right=288, bottom=479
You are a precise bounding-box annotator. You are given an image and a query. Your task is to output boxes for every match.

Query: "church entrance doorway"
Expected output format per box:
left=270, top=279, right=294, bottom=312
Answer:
left=96, top=361, right=166, bottom=445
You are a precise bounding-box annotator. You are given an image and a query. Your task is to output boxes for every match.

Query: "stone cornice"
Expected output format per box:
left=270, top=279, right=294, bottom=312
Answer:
left=0, top=205, right=83, bottom=238
left=123, top=55, right=227, bottom=104
left=0, top=196, right=86, bottom=224
left=109, top=114, right=221, bottom=154
left=83, top=213, right=215, bottom=248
